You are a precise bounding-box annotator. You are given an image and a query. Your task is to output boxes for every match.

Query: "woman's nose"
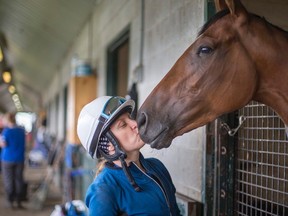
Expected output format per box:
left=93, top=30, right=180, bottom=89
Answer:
left=128, top=119, right=138, bottom=130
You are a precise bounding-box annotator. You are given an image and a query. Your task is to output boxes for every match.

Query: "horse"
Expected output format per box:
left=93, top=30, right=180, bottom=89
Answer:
left=137, top=0, right=288, bottom=149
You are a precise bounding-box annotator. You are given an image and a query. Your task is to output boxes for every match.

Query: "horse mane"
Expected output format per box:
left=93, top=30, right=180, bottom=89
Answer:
left=253, top=14, right=288, bottom=35
left=198, top=9, right=288, bottom=37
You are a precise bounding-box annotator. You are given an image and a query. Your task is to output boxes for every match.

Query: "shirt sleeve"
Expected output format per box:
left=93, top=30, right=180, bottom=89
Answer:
left=86, top=181, right=119, bottom=216
left=1, top=128, right=7, bottom=140
left=0, top=128, right=8, bottom=147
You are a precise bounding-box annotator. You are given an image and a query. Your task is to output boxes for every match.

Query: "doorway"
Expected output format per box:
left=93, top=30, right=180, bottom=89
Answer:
left=106, top=29, right=130, bottom=97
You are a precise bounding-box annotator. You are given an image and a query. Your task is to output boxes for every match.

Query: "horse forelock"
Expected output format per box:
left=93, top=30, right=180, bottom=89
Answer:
left=198, top=9, right=230, bottom=36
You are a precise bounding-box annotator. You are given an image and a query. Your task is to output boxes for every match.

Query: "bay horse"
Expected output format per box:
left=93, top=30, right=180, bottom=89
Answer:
left=137, top=0, right=288, bottom=149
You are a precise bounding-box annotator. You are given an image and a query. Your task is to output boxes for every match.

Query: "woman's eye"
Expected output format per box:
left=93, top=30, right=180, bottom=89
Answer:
left=197, top=46, right=213, bottom=56
left=120, top=122, right=127, bottom=128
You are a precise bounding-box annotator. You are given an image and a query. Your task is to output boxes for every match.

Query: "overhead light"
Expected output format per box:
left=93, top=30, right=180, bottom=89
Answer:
left=8, top=85, right=16, bottom=94
left=12, top=93, right=19, bottom=101
left=0, top=46, right=3, bottom=62
left=12, top=93, right=23, bottom=111
left=2, top=70, right=12, bottom=83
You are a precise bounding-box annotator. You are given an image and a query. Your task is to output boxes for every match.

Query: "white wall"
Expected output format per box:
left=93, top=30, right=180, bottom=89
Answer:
left=139, top=0, right=206, bottom=202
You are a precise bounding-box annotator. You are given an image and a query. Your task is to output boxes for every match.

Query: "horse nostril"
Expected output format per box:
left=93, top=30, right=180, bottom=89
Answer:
left=137, top=112, right=148, bottom=132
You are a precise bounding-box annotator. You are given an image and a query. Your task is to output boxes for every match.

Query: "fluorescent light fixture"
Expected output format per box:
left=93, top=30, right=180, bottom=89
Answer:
left=12, top=93, right=23, bottom=111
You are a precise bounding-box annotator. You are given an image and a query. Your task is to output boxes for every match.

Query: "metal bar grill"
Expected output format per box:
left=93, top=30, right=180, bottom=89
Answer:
left=235, top=101, right=288, bottom=215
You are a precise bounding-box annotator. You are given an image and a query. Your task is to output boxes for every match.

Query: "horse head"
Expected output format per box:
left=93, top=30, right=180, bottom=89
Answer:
left=137, top=0, right=288, bottom=149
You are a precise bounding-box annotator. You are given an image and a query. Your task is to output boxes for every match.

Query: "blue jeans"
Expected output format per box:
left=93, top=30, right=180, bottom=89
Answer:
left=1, top=161, right=24, bottom=203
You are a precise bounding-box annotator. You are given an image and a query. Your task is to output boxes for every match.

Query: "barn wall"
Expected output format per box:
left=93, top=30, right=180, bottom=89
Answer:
left=139, top=0, right=206, bottom=202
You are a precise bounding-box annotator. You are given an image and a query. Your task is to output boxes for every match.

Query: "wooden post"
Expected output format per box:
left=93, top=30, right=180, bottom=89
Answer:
left=66, top=75, right=97, bottom=144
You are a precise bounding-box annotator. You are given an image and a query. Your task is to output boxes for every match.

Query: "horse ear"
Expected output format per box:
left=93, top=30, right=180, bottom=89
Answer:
left=214, top=0, right=230, bottom=12
left=215, top=0, right=246, bottom=16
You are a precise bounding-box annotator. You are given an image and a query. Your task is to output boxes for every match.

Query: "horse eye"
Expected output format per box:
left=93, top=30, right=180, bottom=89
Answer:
left=197, top=46, right=213, bottom=56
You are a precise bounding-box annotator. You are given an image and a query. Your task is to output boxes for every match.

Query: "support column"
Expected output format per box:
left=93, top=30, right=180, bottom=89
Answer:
left=65, top=74, right=97, bottom=201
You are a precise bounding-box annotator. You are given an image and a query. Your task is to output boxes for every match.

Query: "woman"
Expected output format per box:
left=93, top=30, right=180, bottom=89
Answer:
left=77, top=96, right=180, bottom=216
left=0, top=113, right=26, bottom=209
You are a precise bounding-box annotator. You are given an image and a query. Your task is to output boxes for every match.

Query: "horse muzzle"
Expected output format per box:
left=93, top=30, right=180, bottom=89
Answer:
left=137, top=111, right=172, bottom=149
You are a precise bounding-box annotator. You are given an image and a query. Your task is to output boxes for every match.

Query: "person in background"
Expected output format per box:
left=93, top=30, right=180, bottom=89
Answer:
left=77, top=96, right=180, bottom=216
left=0, top=113, right=26, bottom=209
left=35, top=117, right=50, bottom=156
left=0, top=114, right=4, bottom=173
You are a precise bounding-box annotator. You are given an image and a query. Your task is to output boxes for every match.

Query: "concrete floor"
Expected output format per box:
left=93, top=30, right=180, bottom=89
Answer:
left=0, top=163, right=62, bottom=216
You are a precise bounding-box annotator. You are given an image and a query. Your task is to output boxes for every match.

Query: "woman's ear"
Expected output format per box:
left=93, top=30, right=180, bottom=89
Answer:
left=108, top=143, right=115, bottom=155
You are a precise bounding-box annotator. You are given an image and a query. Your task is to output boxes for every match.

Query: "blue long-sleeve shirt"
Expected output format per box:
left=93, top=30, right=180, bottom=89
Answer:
left=86, top=153, right=180, bottom=216
left=1, top=126, right=25, bottom=163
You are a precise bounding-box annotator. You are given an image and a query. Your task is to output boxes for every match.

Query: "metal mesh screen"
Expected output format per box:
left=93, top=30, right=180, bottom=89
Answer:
left=235, top=101, right=288, bottom=215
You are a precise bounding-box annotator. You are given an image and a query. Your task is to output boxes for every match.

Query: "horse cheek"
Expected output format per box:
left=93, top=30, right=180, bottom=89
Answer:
left=234, top=53, right=257, bottom=106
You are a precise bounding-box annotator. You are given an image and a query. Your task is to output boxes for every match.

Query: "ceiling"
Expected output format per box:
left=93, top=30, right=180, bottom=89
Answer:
left=0, top=0, right=98, bottom=113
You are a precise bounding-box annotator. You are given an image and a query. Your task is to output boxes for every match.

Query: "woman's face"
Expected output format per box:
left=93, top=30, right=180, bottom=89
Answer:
left=109, top=112, right=145, bottom=154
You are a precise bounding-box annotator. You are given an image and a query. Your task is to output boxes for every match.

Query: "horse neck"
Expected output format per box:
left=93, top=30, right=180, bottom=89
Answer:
left=248, top=20, right=288, bottom=125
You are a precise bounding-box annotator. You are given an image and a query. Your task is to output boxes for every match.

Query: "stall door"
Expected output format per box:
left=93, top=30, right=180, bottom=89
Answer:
left=235, top=102, right=288, bottom=215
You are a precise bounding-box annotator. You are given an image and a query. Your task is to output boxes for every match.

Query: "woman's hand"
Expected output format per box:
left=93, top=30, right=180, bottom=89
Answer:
left=0, top=135, right=6, bottom=147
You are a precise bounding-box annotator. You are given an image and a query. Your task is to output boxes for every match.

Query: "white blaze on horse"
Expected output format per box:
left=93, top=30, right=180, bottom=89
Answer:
left=137, top=0, right=288, bottom=148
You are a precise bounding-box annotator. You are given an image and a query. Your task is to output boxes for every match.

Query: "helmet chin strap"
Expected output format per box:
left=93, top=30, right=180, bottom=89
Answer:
left=100, top=131, right=142, bottom=192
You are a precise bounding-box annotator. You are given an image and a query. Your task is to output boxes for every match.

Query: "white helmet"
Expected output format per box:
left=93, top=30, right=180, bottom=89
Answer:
left=77, top=96, right=135, bottom=159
